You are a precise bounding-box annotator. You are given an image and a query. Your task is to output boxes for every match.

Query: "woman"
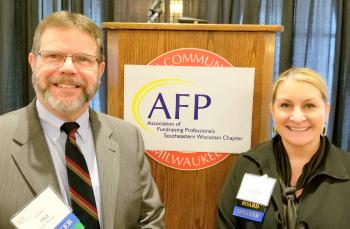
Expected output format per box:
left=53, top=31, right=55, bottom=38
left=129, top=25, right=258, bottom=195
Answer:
left=217, top=68, right=350, bottom=228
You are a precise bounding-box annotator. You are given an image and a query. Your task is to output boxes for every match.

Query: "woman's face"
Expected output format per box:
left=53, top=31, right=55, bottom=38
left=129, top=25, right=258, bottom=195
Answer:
left=270, top=78, right=330, bottom=150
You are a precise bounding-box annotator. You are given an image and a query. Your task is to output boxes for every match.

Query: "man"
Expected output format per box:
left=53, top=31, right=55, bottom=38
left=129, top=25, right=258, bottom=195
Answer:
left=0, top=11, right=165, bottom=228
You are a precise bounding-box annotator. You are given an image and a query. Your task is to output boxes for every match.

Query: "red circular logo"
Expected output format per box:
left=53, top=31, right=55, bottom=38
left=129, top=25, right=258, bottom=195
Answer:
left=147, top=48, right=232, bottom=170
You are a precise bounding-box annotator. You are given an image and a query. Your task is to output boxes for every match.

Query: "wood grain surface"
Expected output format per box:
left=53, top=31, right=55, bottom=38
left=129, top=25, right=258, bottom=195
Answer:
left=103, top=23, right=282, bottom=229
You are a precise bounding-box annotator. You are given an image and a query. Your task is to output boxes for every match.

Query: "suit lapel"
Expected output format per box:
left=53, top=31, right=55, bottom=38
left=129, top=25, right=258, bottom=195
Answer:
left=11, top=101, right=60, bottom=195
left=90, top=110, right=120, bottom=228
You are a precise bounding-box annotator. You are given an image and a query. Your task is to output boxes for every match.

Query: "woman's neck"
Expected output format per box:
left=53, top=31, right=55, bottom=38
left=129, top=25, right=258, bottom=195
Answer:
left=282, top=138, right=320, bottom=162
left=282, top=137, right=321, bottom=188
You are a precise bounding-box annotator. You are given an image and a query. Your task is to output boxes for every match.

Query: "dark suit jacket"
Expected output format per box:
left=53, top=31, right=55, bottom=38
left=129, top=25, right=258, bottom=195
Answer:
left=217, top=139, right=350, bottom=229
left=0, top=101, right=165, bottom=228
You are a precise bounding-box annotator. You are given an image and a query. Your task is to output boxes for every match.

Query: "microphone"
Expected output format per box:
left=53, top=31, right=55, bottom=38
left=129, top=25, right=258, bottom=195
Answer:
left=147, top=8, right=162, bottom=23
left=148, top=0, right=162, bottom=18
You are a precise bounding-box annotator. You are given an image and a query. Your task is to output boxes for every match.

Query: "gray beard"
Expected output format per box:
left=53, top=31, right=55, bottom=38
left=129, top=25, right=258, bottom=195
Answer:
left=43, top=88, right=89, bottom=114
left=32, top=74, right=99, bottom=114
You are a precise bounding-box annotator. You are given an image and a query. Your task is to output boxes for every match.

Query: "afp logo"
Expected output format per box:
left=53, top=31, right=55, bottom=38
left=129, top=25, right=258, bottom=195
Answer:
left=148, top=92, right=211, bottom=120
left=131, top=78, right=212, bottom=132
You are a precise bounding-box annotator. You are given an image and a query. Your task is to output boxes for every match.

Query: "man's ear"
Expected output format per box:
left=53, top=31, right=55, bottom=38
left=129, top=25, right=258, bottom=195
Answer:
left=98, top=61, right=105, bottom=79
left=28, top=52, right=36, bottom=72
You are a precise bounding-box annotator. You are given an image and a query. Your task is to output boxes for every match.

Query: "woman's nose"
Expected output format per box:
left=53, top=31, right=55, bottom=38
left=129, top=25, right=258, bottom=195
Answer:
left=289, top=107, right=306, bottom=122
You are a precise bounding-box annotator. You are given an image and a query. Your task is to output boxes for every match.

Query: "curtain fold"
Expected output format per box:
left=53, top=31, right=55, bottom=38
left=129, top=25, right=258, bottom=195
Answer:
left=207, top=0, right=257, bottom=24
left=182, top=0, right=207, bottom=21
left=0, top=0, right=34, bottom=114
left=332, top=0, right=350, bottom=150
left=102, top=0, right=153, bottom=22
left=278, top=0, right=294, bottom=74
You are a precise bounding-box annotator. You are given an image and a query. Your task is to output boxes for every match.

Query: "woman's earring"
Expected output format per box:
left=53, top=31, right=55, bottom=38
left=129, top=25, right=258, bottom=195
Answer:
left=272, top=126, right=277, bottom=136
left=322, top=125, right=327, bottom=136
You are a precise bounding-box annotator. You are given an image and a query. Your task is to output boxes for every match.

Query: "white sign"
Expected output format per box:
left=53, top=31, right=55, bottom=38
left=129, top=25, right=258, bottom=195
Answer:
left=124, top=65, right=255, bottom=153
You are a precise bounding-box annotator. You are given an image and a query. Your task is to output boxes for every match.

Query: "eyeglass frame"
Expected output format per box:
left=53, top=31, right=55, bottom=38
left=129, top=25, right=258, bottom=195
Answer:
left=36, top=50, right=102, bottom=69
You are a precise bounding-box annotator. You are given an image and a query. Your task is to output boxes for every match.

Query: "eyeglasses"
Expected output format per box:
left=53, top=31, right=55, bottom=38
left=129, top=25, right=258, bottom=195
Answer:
left=37, top=50, right=100, bottom=69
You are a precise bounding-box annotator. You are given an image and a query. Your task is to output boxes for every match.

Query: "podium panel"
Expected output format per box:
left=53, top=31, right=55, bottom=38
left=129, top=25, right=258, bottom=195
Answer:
left=103, top=23, right=282, bottom=229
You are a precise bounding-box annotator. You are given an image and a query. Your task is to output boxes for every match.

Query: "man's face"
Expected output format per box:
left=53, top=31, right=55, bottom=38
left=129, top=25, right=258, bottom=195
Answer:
left=28, top=27, right=105, bottom=120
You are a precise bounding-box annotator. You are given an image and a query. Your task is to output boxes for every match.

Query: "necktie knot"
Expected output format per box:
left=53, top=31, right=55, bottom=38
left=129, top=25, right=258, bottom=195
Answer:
left=61, top=122, right=80, bottom=139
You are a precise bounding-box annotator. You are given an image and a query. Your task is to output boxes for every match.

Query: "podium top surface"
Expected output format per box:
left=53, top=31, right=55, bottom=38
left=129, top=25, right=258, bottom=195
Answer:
left=102, top=22, right=283, bottom=32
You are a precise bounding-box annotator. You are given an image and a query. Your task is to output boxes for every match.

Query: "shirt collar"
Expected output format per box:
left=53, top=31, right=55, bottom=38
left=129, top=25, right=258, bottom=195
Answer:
left=36, top=99, right=90, bottom=142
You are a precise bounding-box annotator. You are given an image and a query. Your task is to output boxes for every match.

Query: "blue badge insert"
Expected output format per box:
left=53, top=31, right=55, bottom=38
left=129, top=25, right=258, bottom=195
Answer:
left=233, top=199, right=267, bottom=222
left=55, top=213, right=84, bottom=229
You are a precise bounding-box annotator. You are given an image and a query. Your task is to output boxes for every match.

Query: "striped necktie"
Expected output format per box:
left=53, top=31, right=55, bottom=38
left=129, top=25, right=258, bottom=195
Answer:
left=61, top=122, right=100, bottom=228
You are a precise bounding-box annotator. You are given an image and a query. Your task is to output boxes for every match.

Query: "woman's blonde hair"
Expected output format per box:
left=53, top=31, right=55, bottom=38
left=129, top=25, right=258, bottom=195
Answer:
left=31, top=11, right=104, bottom=61
left=272, top=67, right=328, bottom=103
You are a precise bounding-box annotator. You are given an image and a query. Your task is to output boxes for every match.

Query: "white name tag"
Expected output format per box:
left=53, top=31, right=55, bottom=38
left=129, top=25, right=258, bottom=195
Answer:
left=10, top=187, right=81, bottom=229
left=236, top=173, right=276, bottom=206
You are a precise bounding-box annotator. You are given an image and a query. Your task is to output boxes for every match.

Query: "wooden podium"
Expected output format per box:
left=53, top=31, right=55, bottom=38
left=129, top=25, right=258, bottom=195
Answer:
left=102, top=23, right=283, bottom=229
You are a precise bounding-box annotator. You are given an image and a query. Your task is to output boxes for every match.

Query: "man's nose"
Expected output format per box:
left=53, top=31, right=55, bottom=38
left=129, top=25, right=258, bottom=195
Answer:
left=59, top=56, right=78, bottom=74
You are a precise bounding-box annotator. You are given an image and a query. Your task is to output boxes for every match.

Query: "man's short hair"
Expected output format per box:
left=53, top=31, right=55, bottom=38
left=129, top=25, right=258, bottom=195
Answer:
left=31, top=11, right=104, bottom=61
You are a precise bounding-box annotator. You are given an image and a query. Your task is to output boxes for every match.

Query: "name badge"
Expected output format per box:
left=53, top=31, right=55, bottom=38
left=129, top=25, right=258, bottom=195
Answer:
left=233, top=173, right=276, bottom=222
left=10, top=187, right=84, bottom=229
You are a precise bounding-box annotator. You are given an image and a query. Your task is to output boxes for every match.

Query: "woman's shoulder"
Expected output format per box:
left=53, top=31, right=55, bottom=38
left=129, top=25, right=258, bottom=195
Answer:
left=245, top=140, right=273, bottom=154
left=231, top=140, right=275, bottom=173
left=240, top=140, right=274, bottom=161
left=326, top=141, right=350, bottom=179
left=329, top=142, right=350, bottom=161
